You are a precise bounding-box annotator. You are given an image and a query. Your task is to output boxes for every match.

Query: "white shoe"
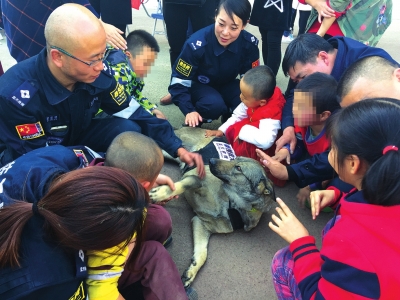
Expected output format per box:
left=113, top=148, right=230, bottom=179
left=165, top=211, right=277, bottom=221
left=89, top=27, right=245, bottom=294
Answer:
left=282, top=34, right=294, bottom=44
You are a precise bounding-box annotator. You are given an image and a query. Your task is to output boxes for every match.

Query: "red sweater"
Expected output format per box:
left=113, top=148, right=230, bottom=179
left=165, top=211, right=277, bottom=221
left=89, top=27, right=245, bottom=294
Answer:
left=290, top=190, right=400, bottom=299
left=295, top=126, right=330, bottom=157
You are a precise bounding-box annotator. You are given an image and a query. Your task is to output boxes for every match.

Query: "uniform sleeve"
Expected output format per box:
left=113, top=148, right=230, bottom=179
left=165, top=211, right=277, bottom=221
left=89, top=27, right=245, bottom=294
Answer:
left=282, top=88, right=295, bottom=129
left=86, top=243, right=129, bottom=300
left=219, top=103, right=248, bottom=134
left=239, top=37, right=260, bottom=77
left=168, top=43, right=203, bottom=116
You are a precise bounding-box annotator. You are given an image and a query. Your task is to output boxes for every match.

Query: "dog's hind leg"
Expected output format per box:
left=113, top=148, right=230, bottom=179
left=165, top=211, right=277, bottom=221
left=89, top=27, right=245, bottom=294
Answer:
left=149, top=175, right=202, bottom=203
left=182, top=216, right=211, bottom=288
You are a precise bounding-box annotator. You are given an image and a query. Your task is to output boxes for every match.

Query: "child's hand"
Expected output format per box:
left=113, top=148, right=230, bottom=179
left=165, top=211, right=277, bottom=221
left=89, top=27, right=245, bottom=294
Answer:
left=152, top=109, right=167, bottom=120
left=152, top=174, right=178, bottom=204
left=205, top=130, right=224, bottom=137
left=269, top=198, right=309, bottom=244
left=272, top=148, right=291, bottom=164
left=296, top=186, right=311, bottom=207
left=309, top=190, right=336, bottom=220
left=256, top=150, right=289, bottom=180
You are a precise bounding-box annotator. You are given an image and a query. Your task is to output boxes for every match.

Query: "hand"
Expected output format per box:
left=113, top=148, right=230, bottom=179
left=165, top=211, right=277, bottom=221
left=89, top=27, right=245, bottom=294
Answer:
left=152, top=109, right=167, bottom=119
left=177, top=148, right=205, bottom=179
left=269, top=198, right=309, bottom=244
left=306, top=0, right=336, bottom=22
left=101, top=21, right=127, bottom=50
left=309, top=190, right=336, bottom=220
left=205, top=130, right=223, bottom=137
left=256, top=150, right=289, bottom=180
left=275, top=127, right=297, bottom=154
left=296, top=186, right=311, bottom=208
left=185, top=112, right=203, bottom=127
left=272, top=148, right=291, bottom=164
left=152, top=174, right=178, bottom=204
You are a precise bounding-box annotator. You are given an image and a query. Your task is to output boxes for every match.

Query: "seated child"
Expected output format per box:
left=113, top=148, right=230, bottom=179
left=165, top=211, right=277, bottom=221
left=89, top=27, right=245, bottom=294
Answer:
left=270, top=98, right=400, bottom=298
left=103, top=29, right=166, bottom=119
left=206, top=66, right=286, bottom=184
left=274, top=72, right=352, bottom=206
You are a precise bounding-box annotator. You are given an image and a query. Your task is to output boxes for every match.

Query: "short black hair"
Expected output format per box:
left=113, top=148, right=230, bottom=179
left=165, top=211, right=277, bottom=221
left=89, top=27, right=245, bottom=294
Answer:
left=296, top=72, right=340, bottom=114
left=337, top=56, right=399, bottom=100
left=282, top=34, right=334, bottom=77
left=126, top=30, right=160, bottom=56
left=216, top=0, right=251, bottom=26
left=242, top=66, right=276, bottom=100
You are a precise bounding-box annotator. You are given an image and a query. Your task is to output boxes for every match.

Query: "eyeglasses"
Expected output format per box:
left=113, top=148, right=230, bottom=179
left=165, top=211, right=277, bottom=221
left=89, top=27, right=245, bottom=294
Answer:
left=50, top=45, right=107, bottom=67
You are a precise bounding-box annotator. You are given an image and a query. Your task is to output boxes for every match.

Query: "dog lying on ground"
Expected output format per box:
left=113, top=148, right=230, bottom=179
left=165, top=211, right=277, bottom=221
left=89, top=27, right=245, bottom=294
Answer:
left=149, top=127, right=277, bottom=287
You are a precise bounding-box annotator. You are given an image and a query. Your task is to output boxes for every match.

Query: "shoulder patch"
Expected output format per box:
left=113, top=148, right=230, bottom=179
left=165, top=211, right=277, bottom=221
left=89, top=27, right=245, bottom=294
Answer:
left=243, top=31, right=259, bottom=46
left=110, top=83, right=127, bottom=105
left=7, top=81, right=38, bottom=108
left=189, top=39, right=207, bottom=51
left=15, top=122, right=45, bottom=140
left=176, top=59, right=193, bottom=77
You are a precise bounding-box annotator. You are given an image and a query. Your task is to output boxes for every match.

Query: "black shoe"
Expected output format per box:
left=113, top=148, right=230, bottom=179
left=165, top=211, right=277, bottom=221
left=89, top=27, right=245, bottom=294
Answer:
left=185, top=287, right=198, bottom=300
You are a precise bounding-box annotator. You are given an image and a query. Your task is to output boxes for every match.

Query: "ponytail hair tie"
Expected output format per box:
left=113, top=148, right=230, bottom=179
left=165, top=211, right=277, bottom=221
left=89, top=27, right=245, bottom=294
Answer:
left=382, top=145, right=399, bottom=155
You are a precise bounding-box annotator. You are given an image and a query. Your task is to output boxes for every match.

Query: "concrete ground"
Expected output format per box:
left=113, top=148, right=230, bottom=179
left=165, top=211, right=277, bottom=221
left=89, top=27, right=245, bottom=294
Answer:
left=1, top=2, right=399, bottom=299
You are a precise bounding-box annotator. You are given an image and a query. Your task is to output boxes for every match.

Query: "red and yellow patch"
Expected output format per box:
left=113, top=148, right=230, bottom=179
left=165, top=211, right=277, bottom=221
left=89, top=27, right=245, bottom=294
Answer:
left=15, top=122, right=45, bottom=140
left=252, top=59, right=260, bottom=68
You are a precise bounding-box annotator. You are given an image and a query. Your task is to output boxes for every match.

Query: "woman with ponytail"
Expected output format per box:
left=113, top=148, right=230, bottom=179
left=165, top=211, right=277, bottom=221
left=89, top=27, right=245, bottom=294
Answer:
left=263, top=98, right=400, bottom=299
left=0, top=167, right=147, bottom=299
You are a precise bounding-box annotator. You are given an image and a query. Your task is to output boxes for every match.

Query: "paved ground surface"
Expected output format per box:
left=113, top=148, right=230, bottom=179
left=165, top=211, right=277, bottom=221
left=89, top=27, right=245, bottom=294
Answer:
left=1, top=3, right=399, bottom=299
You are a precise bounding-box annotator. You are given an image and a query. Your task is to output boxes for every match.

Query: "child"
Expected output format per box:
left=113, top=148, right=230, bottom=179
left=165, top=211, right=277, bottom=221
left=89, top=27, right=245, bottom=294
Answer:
left=274, top=72, right=352, bottom=206
left=206, top=66, right=285, bottom=161
left=267, top=98, right=400, bottom=299
left=104, top=29, right=166, bottom=119
left=316, top=2, right=352, bottom=37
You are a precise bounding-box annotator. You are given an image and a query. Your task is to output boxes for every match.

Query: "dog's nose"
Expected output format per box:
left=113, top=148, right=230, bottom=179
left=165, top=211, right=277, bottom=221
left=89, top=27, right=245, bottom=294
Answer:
left=209, top=158, right=216, bottom=165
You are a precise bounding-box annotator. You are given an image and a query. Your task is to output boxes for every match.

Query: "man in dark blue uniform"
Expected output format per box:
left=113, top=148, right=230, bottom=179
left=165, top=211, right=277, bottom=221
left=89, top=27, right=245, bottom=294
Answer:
left=168, top=0, right=260, bottom=127
left=0, top=3, right=204, bottom=177
left=261, top=34, right=398, bottom=188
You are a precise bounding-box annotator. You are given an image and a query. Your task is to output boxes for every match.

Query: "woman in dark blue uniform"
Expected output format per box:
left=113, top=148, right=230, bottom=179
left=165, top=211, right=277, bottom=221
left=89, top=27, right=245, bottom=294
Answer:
left=168, top=0, right=260, bottom=127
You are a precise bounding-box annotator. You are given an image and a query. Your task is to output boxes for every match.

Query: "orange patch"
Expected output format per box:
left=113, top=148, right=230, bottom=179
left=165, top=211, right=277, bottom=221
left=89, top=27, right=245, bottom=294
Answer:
left=252, top=59, right=260, bottom=68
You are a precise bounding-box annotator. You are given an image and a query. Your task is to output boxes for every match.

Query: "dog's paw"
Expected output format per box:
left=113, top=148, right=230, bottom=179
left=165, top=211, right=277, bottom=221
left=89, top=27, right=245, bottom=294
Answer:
left=149, top=185, right=174, bottom=203
left=181, top=266, right=196, bottom=288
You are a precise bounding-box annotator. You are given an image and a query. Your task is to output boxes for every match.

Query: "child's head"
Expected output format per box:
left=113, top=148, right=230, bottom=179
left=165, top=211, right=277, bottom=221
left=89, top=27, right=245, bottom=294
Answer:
left=104, top=131, right=164, bottom=191
left=293, top=72, right=341, bottom=127
left=327, top=98, right=400, bottom=206
left=240, top=65, right=276, bottom=108
left=125, top=30, right=160, bottom=78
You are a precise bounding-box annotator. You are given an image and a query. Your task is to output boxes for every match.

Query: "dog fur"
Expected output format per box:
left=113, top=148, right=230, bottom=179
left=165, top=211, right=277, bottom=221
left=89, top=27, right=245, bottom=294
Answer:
left=149, top=127, right=277, bottom=287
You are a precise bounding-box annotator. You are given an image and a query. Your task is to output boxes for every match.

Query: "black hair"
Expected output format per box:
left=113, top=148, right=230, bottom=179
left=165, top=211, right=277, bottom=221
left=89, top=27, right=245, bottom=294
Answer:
left=126, top=30, right=160, bottom=56
left=337, top=56, right=399, bottom=100
left=242, top=65, right=276, bottom=100
left=296, top=72, right=341, bottom=114
left=326, top=98, right=400, bottom=206
left=216, top=0, right=251, bottom=26
left=281, top=33, right=334, bottom=77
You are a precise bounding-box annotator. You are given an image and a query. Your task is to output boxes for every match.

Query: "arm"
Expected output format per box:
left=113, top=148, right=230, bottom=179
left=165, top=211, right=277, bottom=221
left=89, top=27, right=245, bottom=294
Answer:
left=238, top=119, right=281, bottom=149
left=218, top=103, right=248, bottom=134
left=317, top=16, right=336, bottom=36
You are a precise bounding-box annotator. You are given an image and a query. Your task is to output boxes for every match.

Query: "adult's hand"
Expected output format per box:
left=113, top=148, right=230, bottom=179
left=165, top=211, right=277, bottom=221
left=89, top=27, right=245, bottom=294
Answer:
left=275, top=126, right=297, bottom=154
left=256, top=150, right=289, bottom=180
left=101, top=21, right=127, bottom=50
left=269, top=198, right=310, bottom=244
left=306, top=0, right=336, bottom=23
left=296, top=186, right=311, bottom=207
left=272, top=148, right=291, bottom=164
left=309, top=190, right=336, bottom=219
left=185, top=112, right=203, bottom=127
left=205, top=129, right=224, bottom=138
left=177, top=148, right=205, bottom=179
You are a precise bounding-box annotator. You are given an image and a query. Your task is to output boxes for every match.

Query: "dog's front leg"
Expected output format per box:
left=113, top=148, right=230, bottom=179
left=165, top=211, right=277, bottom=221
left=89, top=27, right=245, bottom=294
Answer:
left=182, top=216, right=211, bottom=288
left=149, top=175, right=202, bottom=203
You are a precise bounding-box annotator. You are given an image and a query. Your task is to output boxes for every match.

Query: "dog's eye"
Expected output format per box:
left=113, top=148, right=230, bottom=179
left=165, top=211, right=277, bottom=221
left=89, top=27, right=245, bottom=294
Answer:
left=235, top=166, right=242, bottom=172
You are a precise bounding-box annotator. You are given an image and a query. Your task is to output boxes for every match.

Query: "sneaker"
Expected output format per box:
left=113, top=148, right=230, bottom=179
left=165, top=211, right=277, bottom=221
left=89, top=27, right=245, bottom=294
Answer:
left=185, top=287, right=198, bottom=300
left=159, top=93, right=172, bottom=105
left=282, top=34, right=294, bottom=44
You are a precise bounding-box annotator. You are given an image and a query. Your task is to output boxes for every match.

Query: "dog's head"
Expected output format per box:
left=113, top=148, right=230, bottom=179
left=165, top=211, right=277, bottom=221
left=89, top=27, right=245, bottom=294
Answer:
left=209, top=157, right=275, bottom=230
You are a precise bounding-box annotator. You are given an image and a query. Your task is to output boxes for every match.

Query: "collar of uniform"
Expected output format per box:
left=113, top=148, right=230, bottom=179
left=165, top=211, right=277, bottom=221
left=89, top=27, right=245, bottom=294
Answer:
left=36, top=48, right=114, bottom=105
left=212, top=31, right=240, bottom=56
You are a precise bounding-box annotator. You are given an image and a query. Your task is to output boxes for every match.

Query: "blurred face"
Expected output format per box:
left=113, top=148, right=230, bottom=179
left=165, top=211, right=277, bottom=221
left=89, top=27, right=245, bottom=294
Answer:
left=214, top=7, right=245, bottom=48
left=240, top=79, right=262, bottom=108
left=293, top=91, right=320, bottom=127
left=127, top=46, right=157, bottom=79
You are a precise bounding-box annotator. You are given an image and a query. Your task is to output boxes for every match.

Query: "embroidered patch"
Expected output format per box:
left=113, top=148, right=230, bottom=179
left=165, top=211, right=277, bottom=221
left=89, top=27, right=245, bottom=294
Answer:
left=110, top=83, right=127, bottom=106
left=68, top=281, right=86, bottom=300
left=252, top=59, right=260, bottom=68
left=73, top=149, right=89, bottom=167
left=46, top=115, right=59, bottom=122
left=47, top=136, right=63, bottom=146
left=198, top=75, right=210, bottom=84
left=213, top=142, right=236, bottom=161
left=15, top=122, right=45, bottom=140
left=176, top=59, right=193, bottom=77
left=7, top=81, right=38, bottom=108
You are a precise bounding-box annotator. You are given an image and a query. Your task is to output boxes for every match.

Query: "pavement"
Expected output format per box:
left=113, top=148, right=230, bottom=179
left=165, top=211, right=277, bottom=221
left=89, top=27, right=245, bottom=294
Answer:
left=1, top=2, right=400, bottom=299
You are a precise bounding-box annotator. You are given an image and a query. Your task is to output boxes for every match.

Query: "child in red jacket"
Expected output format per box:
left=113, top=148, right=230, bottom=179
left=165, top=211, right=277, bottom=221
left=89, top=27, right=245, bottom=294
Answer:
left=264, top=98, right=400, bottom=299
left=206, top=66, right=286, bottom=185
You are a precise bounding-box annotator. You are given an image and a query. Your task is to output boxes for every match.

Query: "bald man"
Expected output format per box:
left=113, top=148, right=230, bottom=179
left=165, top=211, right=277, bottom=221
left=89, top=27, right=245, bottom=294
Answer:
left=0, top=4, right=205, bottom=177
left=338, top=56, right=400, bottom=107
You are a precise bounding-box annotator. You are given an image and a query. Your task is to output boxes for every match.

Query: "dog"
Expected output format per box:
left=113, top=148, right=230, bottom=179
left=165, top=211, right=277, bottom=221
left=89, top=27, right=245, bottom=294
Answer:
left=149, top=127, right=277, bottom=287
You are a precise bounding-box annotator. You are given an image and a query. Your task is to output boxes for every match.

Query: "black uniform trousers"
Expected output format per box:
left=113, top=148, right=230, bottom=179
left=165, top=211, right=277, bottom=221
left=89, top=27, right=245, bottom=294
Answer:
left=189, top=79, right=241, bottom=120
